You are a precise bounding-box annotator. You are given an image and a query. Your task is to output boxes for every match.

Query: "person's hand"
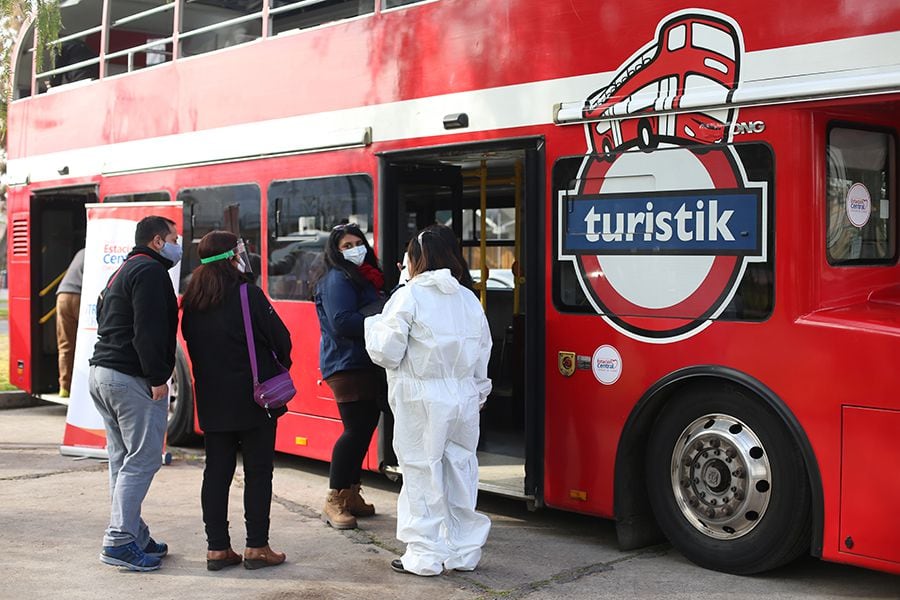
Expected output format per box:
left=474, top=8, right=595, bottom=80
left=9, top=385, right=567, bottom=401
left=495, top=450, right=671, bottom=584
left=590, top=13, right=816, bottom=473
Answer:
left=151, top=383, right=169, bottom=401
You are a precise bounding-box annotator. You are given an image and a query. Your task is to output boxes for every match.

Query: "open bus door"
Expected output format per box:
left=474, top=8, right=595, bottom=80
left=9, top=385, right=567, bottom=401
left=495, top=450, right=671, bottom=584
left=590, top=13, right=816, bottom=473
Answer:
left=28, top=187, right=93, bottom=396
left=379, top=140, right=544, bottom=504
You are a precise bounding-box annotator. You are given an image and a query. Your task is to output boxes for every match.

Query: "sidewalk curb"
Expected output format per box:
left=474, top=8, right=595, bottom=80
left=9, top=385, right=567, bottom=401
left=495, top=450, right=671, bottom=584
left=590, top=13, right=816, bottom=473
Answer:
left=0, top=391, right=49, bottom=409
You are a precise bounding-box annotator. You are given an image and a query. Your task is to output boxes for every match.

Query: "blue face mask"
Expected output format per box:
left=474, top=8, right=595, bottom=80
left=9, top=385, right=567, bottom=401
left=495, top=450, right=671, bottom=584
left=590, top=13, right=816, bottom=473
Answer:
left=160, top=241, right=182, bottom=266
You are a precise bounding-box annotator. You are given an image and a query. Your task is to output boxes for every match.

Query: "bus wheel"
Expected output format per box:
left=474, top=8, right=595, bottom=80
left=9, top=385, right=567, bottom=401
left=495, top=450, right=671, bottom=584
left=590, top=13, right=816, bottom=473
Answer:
left=637, top=119, right=658, bottom=150
left=645, top=385, right=811, bottom=574
left=167, top=346, right=198, bottom=446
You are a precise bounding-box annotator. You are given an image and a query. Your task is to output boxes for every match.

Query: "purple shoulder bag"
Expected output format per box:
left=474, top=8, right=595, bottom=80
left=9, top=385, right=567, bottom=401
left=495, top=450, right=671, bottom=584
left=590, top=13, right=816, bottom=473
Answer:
left=240, top=284, right=296, bottom=411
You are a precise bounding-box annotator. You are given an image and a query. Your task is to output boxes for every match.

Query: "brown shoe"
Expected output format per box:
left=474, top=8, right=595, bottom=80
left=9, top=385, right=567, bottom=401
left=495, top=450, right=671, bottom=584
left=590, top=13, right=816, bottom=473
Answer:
left=322, top=489, right=358, bottom=529
left=243, top=545, right=286, bottom=570
left=207, top=548, right=242, bottom=571
left=347, top=483, right=376, bottom=517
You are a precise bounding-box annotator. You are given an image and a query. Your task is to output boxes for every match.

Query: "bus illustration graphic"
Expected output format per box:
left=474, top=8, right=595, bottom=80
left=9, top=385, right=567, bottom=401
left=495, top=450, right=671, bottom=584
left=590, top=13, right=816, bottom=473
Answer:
left=560, top=10, right=767, bottom=343
left=582, top=13, right=741, bottom=156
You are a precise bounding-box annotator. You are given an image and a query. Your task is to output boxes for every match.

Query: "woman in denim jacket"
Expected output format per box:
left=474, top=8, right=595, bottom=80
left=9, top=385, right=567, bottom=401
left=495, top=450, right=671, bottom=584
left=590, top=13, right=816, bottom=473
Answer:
left=314, top=222, right=386, bottom=530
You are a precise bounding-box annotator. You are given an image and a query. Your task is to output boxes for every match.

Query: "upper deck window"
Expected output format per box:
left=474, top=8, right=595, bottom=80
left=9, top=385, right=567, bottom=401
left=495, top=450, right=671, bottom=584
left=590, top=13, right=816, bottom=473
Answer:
left=271, top=0, right=374, bottom=36
left=826, top=126, right=897, bottom=265
left=181, top=0, right=262, bottom=57
left=15, top=0, right=375, bottom=97
left=382, top=0, right=430, bottom=8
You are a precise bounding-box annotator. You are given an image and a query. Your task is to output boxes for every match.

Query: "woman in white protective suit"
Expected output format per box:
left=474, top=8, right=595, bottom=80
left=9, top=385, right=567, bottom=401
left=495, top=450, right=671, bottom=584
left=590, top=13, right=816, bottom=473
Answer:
left=365, top=225, right=493, bottom=577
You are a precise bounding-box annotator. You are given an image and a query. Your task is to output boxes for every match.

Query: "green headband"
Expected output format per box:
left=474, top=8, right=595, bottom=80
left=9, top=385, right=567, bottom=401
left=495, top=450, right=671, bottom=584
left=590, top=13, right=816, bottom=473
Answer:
left=200, top=249, right=235, bottom=264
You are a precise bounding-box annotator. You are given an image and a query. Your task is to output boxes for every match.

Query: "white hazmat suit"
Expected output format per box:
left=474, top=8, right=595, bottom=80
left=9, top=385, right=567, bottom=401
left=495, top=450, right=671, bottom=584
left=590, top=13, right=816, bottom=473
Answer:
left=365, top=268, right=493, bottom=575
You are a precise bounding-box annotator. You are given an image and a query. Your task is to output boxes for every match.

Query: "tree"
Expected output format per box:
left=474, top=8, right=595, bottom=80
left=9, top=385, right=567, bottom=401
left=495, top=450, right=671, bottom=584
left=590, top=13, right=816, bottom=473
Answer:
left=1, top=0, right=61, bottom=145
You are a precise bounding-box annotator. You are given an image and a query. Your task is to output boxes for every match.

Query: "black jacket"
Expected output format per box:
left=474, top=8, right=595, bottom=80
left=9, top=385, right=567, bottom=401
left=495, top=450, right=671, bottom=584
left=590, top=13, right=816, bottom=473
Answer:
left=181, top=282, right=292, bottom=432
left=90, top=246, right=178, bottom=386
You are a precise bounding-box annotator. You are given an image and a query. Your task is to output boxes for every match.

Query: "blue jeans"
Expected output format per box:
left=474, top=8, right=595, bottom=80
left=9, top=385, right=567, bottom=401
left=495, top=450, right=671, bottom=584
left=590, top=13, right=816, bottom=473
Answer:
left=89, top=365, right=167, bottom=548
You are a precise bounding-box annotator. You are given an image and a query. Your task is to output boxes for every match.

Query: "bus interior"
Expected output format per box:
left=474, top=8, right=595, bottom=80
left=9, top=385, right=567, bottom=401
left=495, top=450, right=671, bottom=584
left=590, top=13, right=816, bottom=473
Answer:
left=380, top=140, right=542, bottom=500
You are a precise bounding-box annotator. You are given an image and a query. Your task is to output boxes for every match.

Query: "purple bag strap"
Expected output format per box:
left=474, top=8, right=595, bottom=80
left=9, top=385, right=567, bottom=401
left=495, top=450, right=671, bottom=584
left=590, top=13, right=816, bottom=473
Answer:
left=239, top=283, right=260, bottom=385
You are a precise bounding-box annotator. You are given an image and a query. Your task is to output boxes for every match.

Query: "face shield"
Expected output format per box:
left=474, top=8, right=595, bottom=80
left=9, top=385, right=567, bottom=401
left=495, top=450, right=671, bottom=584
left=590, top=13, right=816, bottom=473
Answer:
left=200, top=240, right=253, bottom=275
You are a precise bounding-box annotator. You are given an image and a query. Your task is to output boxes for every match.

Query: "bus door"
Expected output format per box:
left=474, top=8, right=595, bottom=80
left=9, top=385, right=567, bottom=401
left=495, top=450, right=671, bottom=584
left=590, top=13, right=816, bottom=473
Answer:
left=380, top=140, right=543, bottom=503
left=29, top=186, right=93, bottom=396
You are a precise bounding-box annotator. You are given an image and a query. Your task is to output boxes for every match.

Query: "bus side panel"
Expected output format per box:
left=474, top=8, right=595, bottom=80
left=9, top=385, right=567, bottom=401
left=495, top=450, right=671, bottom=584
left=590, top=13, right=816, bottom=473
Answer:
left=7, top=189, right=32, bottom=393
left=274, top=412, right=343, bottom=462
left=271, top=301, right=338, bottom=419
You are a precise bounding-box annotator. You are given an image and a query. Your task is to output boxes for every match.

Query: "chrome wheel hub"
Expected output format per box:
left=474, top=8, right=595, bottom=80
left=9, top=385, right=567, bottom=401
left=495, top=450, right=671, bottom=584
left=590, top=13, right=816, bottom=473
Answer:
left=670, top=414, right=771, bottom=539
left=167, top=375, right=179, bottom=425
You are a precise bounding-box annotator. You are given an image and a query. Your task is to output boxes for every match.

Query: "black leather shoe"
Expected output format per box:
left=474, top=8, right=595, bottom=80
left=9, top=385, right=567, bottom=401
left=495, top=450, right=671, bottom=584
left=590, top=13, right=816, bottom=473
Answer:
left=390, top=559, right=410, bottom=574
left=390, top=559, right=441, bottom=576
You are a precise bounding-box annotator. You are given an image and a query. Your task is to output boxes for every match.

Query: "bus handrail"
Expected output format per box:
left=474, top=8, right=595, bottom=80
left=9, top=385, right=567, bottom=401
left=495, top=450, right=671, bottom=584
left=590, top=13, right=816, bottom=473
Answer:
left=268, top=0, right=335, bottom=18
left=47, top=26, right=103, bottom=48
left=112, top=2, right=175, bottom=29
left=36, top=57, right=100, bottom=81
left=39, top=270, right=67, bottom=298
left=555, top=64, right=900, bottom=126
left=105, top=38, right=174, bottom=62
left=179, top=11, right=264, bottom=41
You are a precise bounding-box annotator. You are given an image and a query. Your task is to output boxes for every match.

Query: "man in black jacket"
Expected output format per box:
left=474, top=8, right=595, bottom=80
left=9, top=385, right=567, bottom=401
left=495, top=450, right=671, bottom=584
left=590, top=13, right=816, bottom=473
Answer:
left=89, top=215, right=181, bottom=572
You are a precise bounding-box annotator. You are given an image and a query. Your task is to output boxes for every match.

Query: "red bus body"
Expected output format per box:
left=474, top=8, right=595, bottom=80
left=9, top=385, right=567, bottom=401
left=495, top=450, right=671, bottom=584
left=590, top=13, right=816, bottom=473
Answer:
left=6, top=0, right=900, bottom=576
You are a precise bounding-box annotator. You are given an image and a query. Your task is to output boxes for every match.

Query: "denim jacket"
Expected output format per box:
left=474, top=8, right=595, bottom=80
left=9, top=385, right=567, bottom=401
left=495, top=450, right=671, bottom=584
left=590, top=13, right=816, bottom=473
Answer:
left=315, top=268, right=381, bottom=380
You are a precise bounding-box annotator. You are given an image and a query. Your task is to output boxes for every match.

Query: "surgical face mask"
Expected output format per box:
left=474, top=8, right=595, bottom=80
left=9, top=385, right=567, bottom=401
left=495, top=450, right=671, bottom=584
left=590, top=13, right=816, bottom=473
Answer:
left=341, top=245, right=367, bottom=266
left=160, top=241, right=182, bottom=266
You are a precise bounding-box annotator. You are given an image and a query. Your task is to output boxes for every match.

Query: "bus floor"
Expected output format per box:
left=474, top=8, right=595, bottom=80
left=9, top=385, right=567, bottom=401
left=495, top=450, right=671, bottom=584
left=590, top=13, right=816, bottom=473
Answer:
left=477, top=449, right=526, bottom=499
left=477, top=417, right=527, bottom=498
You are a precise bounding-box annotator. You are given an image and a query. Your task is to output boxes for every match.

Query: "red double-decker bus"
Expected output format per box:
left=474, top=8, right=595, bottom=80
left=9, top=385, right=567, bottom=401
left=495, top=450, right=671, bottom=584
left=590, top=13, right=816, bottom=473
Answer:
left=6, top=0, right=900, bottom=576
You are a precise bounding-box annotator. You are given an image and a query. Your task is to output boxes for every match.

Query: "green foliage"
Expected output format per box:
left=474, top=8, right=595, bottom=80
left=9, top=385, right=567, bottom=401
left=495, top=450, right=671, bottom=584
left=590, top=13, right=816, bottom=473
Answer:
left=1, top=1, right=62, bottom=145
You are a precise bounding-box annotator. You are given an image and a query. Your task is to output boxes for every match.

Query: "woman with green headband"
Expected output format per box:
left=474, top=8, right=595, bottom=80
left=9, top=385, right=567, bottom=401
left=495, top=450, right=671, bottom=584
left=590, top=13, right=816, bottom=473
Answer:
left=181, top=230, right=292, bottom=571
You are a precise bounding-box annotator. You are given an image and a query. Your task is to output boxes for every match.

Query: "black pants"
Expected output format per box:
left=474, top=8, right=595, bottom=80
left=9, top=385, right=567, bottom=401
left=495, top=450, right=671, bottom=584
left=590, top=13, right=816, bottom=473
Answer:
left=329, top=400, right=381, bottom=489
left=202, top=420, right=277, bottom=551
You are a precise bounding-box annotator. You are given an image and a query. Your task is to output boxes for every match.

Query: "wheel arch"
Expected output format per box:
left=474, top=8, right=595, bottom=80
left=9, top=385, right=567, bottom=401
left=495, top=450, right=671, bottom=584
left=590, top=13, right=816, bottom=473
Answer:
left=167, top=341, right=200, bottom=446
left=613, top=365, right=823, bottom=557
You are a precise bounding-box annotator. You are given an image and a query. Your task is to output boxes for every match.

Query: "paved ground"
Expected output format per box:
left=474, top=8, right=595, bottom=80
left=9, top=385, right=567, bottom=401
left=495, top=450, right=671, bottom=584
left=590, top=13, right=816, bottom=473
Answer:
left=1, top=403, right=899, bottom=600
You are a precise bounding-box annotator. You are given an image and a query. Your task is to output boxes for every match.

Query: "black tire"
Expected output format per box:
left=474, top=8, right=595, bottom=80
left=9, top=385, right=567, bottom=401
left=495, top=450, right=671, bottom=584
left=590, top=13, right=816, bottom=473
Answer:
left=637, top=118, right=658, bottom=150
left=645, top=383, right=811, bottom=574
left=167, top=345, right=199, bottom=446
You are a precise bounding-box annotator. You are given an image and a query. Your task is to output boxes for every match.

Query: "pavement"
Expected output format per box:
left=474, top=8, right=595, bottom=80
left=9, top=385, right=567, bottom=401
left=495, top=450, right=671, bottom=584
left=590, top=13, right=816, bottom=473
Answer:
left=2, top=403, right=899, bottom=600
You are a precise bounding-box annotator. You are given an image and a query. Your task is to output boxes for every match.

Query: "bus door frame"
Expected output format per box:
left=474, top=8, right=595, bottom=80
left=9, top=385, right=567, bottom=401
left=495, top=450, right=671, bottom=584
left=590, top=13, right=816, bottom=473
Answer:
left=28, top=184, right=97, bottom=394
left=377, top=137, right=545, bottom=503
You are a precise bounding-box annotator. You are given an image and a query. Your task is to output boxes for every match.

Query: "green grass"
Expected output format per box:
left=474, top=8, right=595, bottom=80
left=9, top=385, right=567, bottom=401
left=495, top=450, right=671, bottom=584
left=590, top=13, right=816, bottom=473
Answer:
left=0, top=297, right=19, bottom=391
left=0, top=331, right=19, bottom=391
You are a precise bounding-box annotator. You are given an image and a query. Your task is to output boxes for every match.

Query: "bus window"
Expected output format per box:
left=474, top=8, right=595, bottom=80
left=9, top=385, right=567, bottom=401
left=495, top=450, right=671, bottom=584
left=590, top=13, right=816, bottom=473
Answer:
left=103, top=191, right=171, bottom=203
left=460, top=207, right=517, bottom=279
left=177, top=183, right=262, bottom=289
left=106, top=0, right=176, bottom=75
left=267, top=175, right=373, bottom=301
left=826, top=126, right=897, bottom=265
left=181, top=0, right=262, bottom=57
left=383, top=0, right=432, bottom=9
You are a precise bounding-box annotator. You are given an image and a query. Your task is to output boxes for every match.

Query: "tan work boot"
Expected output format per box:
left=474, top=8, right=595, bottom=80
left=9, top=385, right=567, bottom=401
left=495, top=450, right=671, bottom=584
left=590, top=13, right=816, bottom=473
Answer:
left=322, top=489, right=358, bottom=530
left=243, top=545, right=286, bottom=570
left=347, top=483, right=375, bottom=517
